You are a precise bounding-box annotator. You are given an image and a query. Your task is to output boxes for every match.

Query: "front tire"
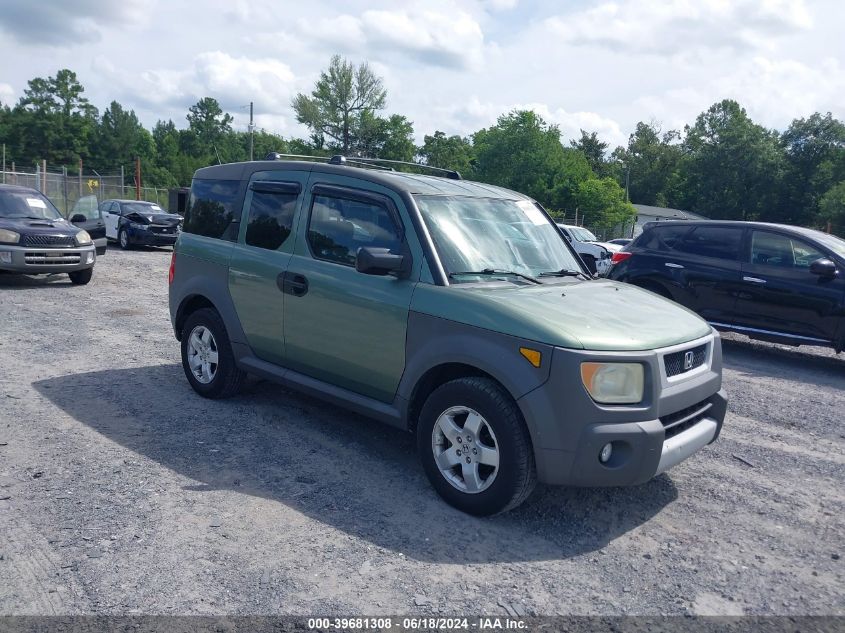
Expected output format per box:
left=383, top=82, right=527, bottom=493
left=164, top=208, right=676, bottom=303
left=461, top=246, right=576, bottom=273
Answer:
left=68, top=267, right=93, bottom=285
left=118, top=228, right=132, bottom=250
left=180, top=308, right=246, bottom=399
left=417, top=377, right=536, bottom=516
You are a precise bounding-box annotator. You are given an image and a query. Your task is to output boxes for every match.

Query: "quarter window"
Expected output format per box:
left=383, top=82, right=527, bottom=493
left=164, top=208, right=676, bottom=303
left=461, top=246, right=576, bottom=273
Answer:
left=678, top=226, right=742, bottom=260
left=307, top=194, right=402, bottom=266
left=751, top=231, right=824, bottom=269
left=183, top=179, right=241, bottom=241
left=244, top=189, right=298, bottom=251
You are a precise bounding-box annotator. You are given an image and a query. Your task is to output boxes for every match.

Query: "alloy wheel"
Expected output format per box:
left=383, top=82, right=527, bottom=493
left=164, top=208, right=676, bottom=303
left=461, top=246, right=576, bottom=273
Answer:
left=431, top=406, right=500, bottom=494
left=186, top=325, right=219, bottom=384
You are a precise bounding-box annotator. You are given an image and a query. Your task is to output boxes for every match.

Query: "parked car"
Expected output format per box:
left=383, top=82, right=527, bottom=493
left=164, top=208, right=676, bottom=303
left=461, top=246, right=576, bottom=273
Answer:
left=100, top=199, right=182, bottom=250
left=68, top=194, right=107, bottom=256
left=608, top=238, right=632, bottom=247
left=0, top=184, right=97, bottom=284
left=168, top=156, right=727, bottom=515
left=607, top=221, right=845, bottom=352
left=556, top=224, right=621, bottom=275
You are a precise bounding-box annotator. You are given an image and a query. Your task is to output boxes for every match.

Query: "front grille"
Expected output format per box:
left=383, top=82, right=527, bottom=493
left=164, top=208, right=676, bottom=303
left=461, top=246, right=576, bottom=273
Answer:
left=22, top=234, right=76, bottom=248
left=150, top=225, right=177, bottom=234
left=660, top=399, right=712, bottom=439
left=24, top=253, right=82, bottom=265
left=664, top=344, right=707, bottom=377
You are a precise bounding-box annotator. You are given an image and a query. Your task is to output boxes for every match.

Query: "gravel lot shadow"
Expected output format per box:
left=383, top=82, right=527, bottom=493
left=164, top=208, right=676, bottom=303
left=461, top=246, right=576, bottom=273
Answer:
left=34, top=364, right=677, bottom=564
left=0, top=272, right=79, bottom=287
left=722, top=338, right=845, bottom=389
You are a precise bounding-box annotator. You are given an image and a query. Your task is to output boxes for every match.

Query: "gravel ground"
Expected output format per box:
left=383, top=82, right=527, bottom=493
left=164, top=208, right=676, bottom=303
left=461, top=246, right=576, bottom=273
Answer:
left=0, top=248, right=842, bottom=617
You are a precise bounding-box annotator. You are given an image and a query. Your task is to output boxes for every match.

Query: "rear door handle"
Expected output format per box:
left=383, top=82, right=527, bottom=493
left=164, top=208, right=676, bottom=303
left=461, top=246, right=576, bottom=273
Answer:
left=742, top=276, right=766, bottom=284
left=665, top=262, right=684, bottom=269
left=279, top=271, right=309, bottom=296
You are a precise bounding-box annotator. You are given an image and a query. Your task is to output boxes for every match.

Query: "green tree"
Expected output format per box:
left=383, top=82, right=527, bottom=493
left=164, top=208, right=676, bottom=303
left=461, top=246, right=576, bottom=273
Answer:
left=473, top=110, right=592, bottom=211
left=90, top=101, right=155, bottom=172
left=186, top=97, right=233, bottom=160
left=680, top=100, right=784, bottom=220
left=570, top=130, right=608, bottom=177
left=418, top=130, right=474, bottom=176
left=354, top=112, right=415, bottom=161
left=575, top=177, right=636, bottom=231
left=819, top=181, right=845, bottom=233
left=615, top=121, right=683, bottom=207
left=292, top=55, right=387, bottom=154
left=778, top=112, right=845, bottom=224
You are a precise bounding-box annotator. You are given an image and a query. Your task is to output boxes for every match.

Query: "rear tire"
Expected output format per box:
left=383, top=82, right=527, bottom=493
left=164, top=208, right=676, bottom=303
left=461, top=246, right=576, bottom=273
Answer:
left=180, top=307, right=246, bottom=399
left=68, top=268, right=93, bottom=285
left=417, top=377, right=536, bottom=516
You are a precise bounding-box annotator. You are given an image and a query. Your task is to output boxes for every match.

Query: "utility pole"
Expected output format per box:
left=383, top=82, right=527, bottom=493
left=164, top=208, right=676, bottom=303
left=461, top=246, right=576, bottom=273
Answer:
left=625, top=165, right=630, bottom=202
left=135, top=157, right=141, bottom=200
left=120, top=165, right=125, bottom=197
left=249, top=101, right=255, bottom=161
left=78, top=158, right=83, bottom=199
left=2, top=144, right=5, bottom=184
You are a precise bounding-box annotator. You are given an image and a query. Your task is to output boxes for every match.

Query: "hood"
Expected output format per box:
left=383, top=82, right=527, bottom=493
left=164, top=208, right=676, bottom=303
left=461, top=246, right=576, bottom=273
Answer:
left=129, top=212, right=183, bottom=225
left=412, top=279, right=712, bottom=351
left=590, top=241, right=622, bottom=253
left=0, top=216, right=77, bottom=237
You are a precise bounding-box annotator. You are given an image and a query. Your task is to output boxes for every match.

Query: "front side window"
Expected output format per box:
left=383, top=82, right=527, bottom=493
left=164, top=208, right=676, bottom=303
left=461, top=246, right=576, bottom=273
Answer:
left=307, top=194, right=402, bottom=266
left=415, top=195, right=583, bottom=281
left=0, top=189, right=62, bottom=220
left=751, top=231, right=824, bottom=269
left=245, top=190, right=298, bottom=251
left=678, top=226, right=742, bottom=260
left=183, top=179, right=241, bottom=241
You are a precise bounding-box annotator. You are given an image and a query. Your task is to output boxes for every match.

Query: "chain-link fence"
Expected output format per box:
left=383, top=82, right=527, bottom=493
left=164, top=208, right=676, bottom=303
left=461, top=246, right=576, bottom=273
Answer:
left=555, top=213, right=637, bottom=242
left=1, top=167, right=170, bottom=217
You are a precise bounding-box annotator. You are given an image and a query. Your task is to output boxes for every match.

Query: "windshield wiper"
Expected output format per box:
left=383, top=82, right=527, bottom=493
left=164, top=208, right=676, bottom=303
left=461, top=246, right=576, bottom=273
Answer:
left=538, top=268, right=590, bottom=280
left=449, top=268, right=541, bottom=285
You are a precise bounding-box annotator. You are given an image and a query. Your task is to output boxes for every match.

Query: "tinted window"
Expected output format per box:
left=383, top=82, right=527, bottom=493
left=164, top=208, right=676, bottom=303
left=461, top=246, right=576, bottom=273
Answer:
left=183, top=179, right=241, bottom=241
left=244, top=190, right=298, bottom=250
left=638, top=224, right=690, bottom=250
left=678, top=226, right=742, bottom=260
left=307, top=194, right=401, bottom=266
left=751, top=231, right=824, bottom=269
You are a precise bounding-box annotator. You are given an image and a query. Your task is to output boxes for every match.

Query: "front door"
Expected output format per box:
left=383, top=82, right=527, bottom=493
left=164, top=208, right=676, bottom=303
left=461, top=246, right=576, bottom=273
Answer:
left=734, top=229, right=845, bottom=342
left=283, top=180, right=416, bottom=403
left=228, top=173, right=308, bottom=366
left=102, top=202, right=120, bottom=239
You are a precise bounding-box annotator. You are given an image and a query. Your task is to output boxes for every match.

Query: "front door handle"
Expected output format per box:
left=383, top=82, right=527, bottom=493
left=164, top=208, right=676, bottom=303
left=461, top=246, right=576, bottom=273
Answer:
left=665, top=262, right=684, bottom=269
left=279, top=271, right=309, bottom=296
left=742, top=276, right=766, bottom=284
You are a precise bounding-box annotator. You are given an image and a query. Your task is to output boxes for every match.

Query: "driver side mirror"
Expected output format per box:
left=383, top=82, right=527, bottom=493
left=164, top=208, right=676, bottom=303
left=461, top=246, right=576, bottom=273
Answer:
left=356, top=246, right=406, bottom=277
left=70, top=214, right=87, bottom=225
left=809, top=257, right=837, bottom=278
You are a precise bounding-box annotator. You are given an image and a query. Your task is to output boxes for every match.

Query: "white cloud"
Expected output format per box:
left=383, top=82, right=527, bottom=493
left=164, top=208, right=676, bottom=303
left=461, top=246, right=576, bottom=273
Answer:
left=298, top=8, right=487, bottom=70
left=483, top=0, right=519, bottom=11
left=546, top=0, right=812, bottom=57
left=0, top=83, right=15, bottom=106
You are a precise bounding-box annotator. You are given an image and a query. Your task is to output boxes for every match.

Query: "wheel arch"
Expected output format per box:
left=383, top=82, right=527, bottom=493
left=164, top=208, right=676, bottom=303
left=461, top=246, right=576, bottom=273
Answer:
left=174, top=294, right=217, bottom=340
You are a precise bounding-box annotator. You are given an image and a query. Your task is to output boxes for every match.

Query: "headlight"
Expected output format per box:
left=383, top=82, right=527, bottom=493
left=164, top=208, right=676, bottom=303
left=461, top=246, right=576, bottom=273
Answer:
left=74, top=230, right=93, bottom=245
left=130, top=222, right=149, bottom=231
left=581, top=362, right=644, bottom=404
left=0, top=228, right=20, bottom=244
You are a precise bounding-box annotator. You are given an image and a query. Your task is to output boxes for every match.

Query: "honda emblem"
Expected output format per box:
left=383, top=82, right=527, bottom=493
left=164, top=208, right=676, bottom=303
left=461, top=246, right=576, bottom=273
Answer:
left=683, top=350, right=695, bottom=370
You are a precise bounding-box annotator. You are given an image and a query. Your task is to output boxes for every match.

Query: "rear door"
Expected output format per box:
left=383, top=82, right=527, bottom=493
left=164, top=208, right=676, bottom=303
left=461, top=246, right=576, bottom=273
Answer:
left=663, top=225, right=745, bottom=321
left=734, top=229, right=845, bottom=342
left=227, top=171, right=308, bottom=366
left=282, top=176, right=418, bottom=403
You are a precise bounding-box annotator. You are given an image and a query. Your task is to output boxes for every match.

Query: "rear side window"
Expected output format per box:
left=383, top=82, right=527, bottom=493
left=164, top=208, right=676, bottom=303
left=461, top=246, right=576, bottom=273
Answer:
left=183, top=179, right=241, bottom=241
left=638, top=224, right=690, bottom=250
left=244, top=188, right=299, bottom=251
left=307, top=193, right=402, bottom=266
left=677, top=226, right=743, bottom=260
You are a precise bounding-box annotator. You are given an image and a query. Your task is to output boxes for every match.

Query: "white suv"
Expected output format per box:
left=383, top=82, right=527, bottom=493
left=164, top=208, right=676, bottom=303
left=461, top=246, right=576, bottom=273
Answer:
left=556, top=224, right=621, bottom=275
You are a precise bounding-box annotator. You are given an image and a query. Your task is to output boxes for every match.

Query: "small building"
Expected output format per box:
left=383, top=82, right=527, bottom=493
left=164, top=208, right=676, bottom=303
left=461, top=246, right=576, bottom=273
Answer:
left=632, top=204, right=707, bottom=237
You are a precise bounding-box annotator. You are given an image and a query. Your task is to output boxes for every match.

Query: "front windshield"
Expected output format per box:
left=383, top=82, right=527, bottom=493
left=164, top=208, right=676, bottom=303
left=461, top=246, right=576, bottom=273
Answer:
left=811, top=230, right=845, bottom=259
left=123, top=202, right=163, bottom=215
left=415, top=195, right=584, bottom=281
left=571, top=227, right=598, bottom=242
left=0, top=190, right=62, bottom=220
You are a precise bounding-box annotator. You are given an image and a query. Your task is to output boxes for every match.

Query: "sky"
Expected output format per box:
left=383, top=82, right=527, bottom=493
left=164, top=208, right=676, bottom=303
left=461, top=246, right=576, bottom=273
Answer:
left=1, top=0, right=843, bottom=149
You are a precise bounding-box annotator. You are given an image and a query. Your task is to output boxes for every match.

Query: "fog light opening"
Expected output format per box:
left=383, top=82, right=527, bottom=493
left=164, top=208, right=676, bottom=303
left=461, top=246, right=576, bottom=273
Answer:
left=599, top=442, right=613, bottom=464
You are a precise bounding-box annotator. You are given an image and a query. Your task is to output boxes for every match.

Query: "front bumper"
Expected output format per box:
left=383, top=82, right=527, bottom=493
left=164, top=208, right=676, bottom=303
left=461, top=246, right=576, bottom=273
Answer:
left=517, top=329, right=727, bottom=486
left=0, top=243, right=96, bottom=273
left=128, top=227, right=179, bottom=246
left=94, top=237, right=107, bottom=255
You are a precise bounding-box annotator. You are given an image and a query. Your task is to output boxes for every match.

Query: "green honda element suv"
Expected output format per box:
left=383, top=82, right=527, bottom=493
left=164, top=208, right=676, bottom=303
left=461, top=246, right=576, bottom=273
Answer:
left=168, top=155, right=727, bottom=515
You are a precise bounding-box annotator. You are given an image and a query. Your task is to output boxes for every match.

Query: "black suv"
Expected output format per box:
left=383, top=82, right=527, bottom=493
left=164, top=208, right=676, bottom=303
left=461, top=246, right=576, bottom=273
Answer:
left=607, top=221, right=845, bottom=352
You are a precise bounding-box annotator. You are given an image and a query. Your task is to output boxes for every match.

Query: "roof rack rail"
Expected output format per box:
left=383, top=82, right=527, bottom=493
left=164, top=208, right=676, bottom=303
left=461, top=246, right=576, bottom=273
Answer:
left=332, top=155, right=462, bottom=180
left=263, top=152, right=462, bottom=180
